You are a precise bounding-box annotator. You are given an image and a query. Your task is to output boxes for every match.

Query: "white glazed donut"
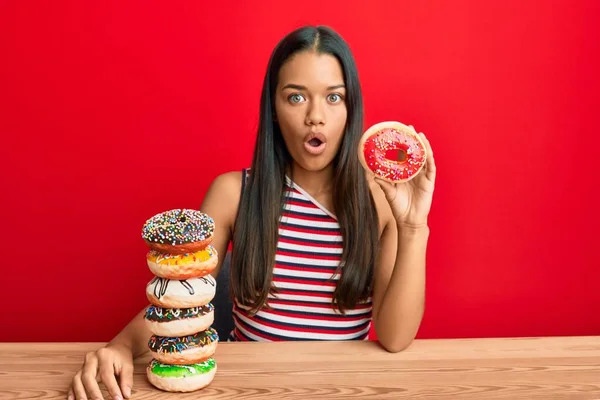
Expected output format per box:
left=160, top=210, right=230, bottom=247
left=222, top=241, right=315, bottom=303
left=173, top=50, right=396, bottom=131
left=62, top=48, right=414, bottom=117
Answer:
left=146, top=275, right=216, bottom=308
left=144, top=304, right=214, bottom=337
left=146, top=358, right=217, bottom=392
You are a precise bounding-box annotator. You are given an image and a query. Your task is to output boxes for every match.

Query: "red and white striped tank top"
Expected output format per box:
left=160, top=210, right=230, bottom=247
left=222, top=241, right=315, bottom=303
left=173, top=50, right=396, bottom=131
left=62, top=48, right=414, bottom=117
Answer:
left=230, top=169, right=373, bottom=341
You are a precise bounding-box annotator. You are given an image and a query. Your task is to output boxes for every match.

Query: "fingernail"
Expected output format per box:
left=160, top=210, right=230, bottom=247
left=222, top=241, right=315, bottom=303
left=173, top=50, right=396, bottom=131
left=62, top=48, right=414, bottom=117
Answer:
left=114, top=396, right=122, bottom=400
left=125, top=386, right=131, bottom=397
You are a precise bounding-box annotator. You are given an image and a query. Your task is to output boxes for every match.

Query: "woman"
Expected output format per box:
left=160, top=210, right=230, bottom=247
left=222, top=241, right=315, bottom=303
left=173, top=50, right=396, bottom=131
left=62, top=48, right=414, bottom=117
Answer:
left=67, top=24, right=436, bottom=400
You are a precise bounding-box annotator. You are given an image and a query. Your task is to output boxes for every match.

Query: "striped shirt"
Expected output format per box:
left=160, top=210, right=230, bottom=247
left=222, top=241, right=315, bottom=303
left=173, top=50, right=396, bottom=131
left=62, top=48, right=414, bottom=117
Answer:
left=229, top=170, right=373, bottom=341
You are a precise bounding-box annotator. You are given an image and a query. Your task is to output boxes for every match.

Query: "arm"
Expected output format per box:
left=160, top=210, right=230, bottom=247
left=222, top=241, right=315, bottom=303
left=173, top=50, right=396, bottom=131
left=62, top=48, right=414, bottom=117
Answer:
left=371, top=217, right=428, bottom=353
left=370, top=130, right=436, bottom=353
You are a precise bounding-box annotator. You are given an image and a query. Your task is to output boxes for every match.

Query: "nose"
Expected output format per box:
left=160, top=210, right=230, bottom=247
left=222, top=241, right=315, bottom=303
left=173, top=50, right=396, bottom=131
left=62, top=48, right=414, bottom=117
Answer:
left=305, top=99, right=325, bottom=126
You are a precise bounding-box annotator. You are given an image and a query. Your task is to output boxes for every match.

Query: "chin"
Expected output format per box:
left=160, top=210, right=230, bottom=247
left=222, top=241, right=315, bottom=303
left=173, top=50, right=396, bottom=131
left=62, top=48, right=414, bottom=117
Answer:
left=297, top=159, right=334, bottom=173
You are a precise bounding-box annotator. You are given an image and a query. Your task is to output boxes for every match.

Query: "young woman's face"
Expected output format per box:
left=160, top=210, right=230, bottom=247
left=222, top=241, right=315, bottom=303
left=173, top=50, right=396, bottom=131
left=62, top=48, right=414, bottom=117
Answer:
left=274, top=50, right=347, bottom=173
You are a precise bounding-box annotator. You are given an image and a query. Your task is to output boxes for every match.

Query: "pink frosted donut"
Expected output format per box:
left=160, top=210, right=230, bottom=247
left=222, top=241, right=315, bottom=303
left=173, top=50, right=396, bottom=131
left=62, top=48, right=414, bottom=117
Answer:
left=358, top=121, right=427, bottom=183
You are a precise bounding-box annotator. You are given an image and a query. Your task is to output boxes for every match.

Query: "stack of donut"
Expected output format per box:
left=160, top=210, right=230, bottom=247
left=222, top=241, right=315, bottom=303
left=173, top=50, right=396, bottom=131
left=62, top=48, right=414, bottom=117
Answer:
left=141, top=209, right=219, bottom=393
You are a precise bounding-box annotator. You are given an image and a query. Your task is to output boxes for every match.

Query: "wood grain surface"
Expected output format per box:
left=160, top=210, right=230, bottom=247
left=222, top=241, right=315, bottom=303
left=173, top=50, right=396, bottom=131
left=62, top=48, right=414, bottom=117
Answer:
left=0, top=336, right=599, bottom=399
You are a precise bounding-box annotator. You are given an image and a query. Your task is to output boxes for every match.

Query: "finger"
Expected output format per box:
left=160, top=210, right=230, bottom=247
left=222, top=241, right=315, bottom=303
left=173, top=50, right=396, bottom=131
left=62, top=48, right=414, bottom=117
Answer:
left=81, top=354, right=103, bottom=400
left=419, top=132, right=433, bottom=158
left=373, top=177, right=397, bottom=200
left=100, top=364, right=123, bottom=400
left=71, top=372, right=88, bottom=400
left=118, top=362, right=134, bottom=398
left=96, top=348, right=125, bottom=400
left=419, top=133, right=436, bottom=180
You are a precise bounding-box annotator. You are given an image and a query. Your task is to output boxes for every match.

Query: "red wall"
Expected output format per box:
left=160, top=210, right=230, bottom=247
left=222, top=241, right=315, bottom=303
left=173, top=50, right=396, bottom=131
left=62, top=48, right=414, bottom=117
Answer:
left=1, top=1, right=599, bottom=342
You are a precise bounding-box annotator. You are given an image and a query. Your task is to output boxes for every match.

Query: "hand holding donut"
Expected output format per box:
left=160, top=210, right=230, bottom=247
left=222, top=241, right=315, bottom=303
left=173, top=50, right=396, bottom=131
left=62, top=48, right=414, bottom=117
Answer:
left=358, top=121, right=436, bottom=229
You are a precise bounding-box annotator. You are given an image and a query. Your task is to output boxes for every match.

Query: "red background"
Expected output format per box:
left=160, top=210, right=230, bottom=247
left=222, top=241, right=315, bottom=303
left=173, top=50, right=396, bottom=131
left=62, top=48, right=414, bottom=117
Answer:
left=1, top=1, right=599, bottom=342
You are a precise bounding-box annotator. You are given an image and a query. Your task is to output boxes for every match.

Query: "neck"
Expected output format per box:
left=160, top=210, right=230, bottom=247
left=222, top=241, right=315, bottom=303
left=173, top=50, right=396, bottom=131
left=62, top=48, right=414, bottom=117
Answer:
left=287, top=162, right=335, bottom=197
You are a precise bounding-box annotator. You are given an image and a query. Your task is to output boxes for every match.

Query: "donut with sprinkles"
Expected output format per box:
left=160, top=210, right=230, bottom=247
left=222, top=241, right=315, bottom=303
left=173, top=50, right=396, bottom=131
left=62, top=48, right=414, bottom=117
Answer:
left=142, top=209, right=215, bottom=255
left=146, top=245, right=218, bottom=280
left=148, top=327, right=219, bottom=365
left=358, top=121, right=427, bottom=183
left=144, top=304, right=215, bottom=337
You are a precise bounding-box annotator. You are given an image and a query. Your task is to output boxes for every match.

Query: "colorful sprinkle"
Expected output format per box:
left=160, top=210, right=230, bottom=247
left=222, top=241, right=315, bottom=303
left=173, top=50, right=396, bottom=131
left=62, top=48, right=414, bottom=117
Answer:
left=146, top=246, right=217, bottom=265
left=141, top=209, right=215, bottom=245
left=144, top=304, right=214, bottom=322
left=148, top=327, right=219, bottom=353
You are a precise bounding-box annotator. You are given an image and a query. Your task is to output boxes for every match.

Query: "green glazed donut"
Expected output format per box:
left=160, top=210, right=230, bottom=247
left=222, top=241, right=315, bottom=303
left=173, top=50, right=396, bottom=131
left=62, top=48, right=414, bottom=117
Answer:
left=146, top=358, right=217, bottom=392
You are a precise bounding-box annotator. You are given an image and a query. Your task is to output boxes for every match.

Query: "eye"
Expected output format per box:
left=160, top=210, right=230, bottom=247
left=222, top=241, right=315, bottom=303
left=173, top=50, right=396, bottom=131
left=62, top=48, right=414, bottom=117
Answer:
left=328, top=93, right=344, bottom=103
left=288, top=93, right=306, bottom=104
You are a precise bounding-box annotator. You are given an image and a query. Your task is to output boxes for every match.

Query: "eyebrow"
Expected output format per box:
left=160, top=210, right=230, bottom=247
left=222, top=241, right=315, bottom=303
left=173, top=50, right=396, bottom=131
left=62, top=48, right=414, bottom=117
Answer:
left=281, top=83, right=346, bottom=91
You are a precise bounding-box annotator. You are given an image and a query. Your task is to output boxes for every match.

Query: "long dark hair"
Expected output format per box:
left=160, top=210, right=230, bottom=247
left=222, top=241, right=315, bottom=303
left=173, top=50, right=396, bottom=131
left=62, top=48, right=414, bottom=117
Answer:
left=230, top=25, right=379, bottom=314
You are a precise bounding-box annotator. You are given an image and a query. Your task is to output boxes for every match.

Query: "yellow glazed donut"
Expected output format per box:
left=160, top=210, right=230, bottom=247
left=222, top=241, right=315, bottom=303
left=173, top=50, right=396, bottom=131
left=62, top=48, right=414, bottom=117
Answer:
left=146, top=246, right=218, bottom=280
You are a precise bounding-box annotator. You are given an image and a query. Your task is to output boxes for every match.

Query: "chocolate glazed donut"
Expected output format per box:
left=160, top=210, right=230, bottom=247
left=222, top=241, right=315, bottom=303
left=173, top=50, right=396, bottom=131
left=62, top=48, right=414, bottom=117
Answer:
left=144, top=304, right=215, bottom=337
left=142, top=209, right=215, bottom=255
left=148, top=328, right=219, bottom=365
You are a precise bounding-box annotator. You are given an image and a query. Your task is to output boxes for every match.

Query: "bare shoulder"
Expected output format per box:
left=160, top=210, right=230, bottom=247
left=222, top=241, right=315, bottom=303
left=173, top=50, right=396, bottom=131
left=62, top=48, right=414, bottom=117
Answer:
left=368, top=179, right=394, bottom=237
left=200, top=171, right=244, bottom=278
left=200, top=170, right=243, bottom=227
left=204, top=170, right=244, bottom=200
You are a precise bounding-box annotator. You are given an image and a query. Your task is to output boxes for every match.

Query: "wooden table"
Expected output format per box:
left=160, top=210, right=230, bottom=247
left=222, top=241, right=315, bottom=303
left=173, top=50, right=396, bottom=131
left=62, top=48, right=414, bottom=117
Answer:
left=1, top=336, right=599, bottom=399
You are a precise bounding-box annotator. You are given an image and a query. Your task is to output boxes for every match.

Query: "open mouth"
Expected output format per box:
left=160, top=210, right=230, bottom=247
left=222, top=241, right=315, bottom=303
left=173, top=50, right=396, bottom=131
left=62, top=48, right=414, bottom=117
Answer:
left=308, top=138, right=323, bottom=147
left=304, top=134, right=327, bottom=155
